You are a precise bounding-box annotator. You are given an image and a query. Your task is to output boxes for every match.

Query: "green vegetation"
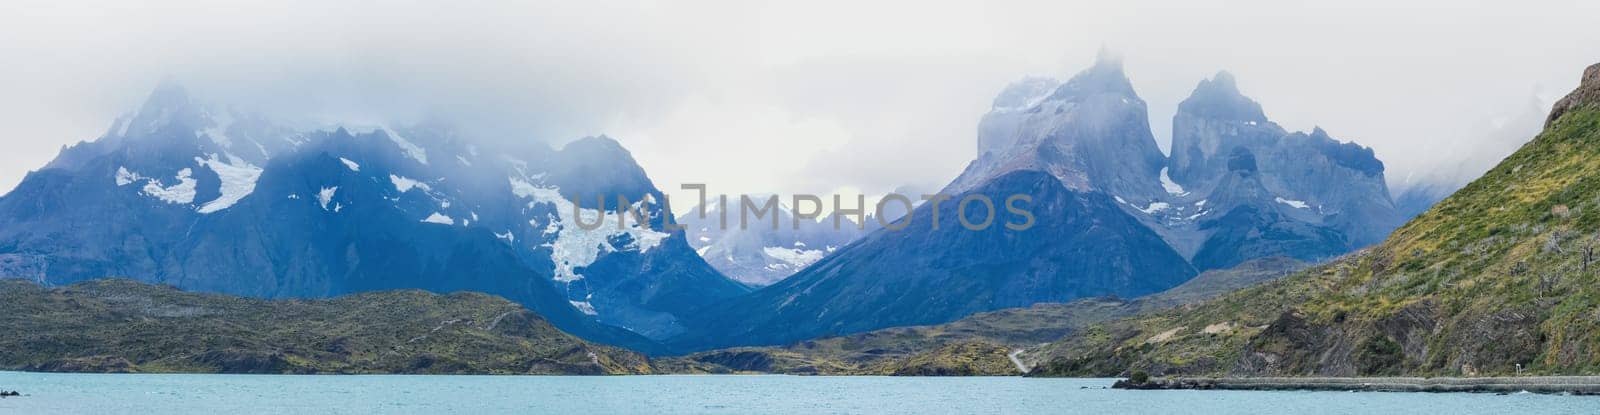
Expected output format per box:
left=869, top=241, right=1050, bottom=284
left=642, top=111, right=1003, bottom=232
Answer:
left=664, top=257, right=1303, bottom=375
left=0, top=279, right=651, bottom=375
left=1033, top=106, right=1600, bottom=378
left=884, top=341, right=1018, bottom=376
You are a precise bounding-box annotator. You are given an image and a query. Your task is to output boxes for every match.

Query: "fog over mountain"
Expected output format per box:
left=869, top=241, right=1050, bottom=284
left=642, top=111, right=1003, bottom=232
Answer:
left=4, top=0, right=1599, bottom=214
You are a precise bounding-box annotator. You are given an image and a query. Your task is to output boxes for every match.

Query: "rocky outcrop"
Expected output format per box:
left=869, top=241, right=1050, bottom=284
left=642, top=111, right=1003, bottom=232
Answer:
left=1115, top=376, right=1600, bottom=394
left=1547, top=63, right=1600, bottom=128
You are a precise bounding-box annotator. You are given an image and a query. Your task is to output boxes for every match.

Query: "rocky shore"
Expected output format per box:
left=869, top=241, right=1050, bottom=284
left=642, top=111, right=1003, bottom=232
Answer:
left=1113, top=377, right=1600, bottom=395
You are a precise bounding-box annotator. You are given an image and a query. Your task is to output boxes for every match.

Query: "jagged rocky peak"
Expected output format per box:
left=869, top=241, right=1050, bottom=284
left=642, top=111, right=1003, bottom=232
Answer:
left=1547, top=62, right=1600, bottom=128
left=1168, top=71, right=1285, bottom=189
left=1047, top=48, right=1138, bottom=102
left=954, top=49, right=1164, bottom=198
left=99, top=81, right=211, bottom=144
left=1178, top=71, right=1267, bottom=123
left=1293, top=126, right=1384, bottom=178
left=977, top=77, right=1059, bottom=156
left=991, top=77, right=1060, bottom=110
left=549, top=135, right=660, bottom=210
left=561, top=135, right=633, bottom=159
left=139, top=81, right=192, bottom=110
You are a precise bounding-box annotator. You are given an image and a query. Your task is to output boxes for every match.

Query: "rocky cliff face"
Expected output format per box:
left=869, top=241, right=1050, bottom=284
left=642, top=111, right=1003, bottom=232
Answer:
left=1161, top=72, right=1401, bottom=269
left=0, top=84, right=748, bottom=353
left=964, top=69, right=1401, bottom=274
left=1547, top=63, right=1600, bottom=128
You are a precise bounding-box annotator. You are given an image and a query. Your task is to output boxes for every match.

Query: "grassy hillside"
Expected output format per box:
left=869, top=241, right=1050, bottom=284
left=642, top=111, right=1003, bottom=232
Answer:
left=663, top=257, right=1303, bottom=375
left=1033, top=67, right=1600, bottom=377
left=0, top=279, right=652, bottom=374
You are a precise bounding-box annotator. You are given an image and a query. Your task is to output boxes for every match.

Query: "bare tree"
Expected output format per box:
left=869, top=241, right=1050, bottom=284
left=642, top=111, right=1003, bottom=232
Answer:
left=1585, top=234, right=1599, bottom=274
left=1538, top=272, right=1562, bottom=298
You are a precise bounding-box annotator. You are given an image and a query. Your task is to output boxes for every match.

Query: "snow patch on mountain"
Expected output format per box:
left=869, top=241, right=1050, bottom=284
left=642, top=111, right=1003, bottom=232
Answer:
left=1115, top=196, right=1171, bottom=215
left=1274, top=197, right=1310, bottom=209
left=569, top=300, right=598, bottom=316
left=113, top=115, right=133, bottom=137
left=422, top=212, right=454, bottom=225
left=196, top=154, right=263, bottom=214
left=201, top=109, right=235, bottom=149
left=339, top=157, right=360, bottom=172
left=1138, top=202, right=1171, bottom=214
left=141, top=168, right=197, bottom=205
left=509, top=177, right=669, bottom=283
left=762, top=246, right=824, bottom=270
left=115, top=167, right=144, bottom=186
left=1159, top=167, right=1189, bottom=196
left=318, top=186, right=338, bottom=211
left=382, top=127, right=428, bottom=165
left=390, top=175, right=431, bottom=193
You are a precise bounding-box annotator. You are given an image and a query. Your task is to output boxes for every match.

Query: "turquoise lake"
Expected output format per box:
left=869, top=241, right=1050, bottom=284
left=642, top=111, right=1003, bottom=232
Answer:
left=1, top=372, right=1597, bottom=414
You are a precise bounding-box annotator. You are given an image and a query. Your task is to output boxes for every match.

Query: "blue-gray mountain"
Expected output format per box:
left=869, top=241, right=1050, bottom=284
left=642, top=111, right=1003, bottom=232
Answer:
left=0, top=84, right=748, bottom=354
left=1164, top=72, right=1401, bottom=270
left=669, top=54, right=1403, bottom=350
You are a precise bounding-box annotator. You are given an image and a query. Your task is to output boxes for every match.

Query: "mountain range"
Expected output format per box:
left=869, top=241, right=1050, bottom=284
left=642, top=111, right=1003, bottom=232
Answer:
left=0, top=84, right=747, bottom=354
left=1, top=53, right=1410, bottom=357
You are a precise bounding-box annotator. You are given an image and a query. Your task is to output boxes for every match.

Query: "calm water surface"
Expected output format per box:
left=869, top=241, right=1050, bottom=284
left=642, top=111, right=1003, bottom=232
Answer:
left=1, top=372, right=1596, bottom=414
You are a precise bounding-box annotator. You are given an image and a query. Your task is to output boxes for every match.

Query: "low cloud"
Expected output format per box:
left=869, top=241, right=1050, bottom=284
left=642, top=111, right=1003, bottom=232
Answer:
left=3, top=0, right=1597, bottom=202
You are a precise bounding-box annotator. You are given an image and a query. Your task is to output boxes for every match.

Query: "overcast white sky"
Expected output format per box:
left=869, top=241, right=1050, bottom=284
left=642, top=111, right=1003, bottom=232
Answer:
left=3, top=0, right=1598, bottom=211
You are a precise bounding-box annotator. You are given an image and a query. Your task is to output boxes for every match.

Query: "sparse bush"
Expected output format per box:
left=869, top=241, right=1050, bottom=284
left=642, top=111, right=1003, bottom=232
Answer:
left=1128, top=370, right=1150, bottom=384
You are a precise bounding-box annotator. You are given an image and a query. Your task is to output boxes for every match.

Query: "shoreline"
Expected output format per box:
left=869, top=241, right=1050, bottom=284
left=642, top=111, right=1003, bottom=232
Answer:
left=1113, top=376, right=1600, bottom=395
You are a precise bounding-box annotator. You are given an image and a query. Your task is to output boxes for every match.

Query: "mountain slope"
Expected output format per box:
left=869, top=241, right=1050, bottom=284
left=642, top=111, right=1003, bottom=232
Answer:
left=0, top=279, right=651, bottom=374
left=673, top=169, right=1197, bottom=350
left=1032, top=63, right=1600, bottom=377
left=667, top=257, right=1304, bottom=375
